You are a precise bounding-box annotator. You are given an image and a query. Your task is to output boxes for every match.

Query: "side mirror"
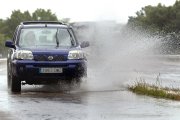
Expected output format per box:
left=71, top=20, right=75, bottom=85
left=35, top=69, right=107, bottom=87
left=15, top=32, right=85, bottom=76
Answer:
left=5, top=40, right=15, bottom=48
left=80, top=41, right=90, bottom=48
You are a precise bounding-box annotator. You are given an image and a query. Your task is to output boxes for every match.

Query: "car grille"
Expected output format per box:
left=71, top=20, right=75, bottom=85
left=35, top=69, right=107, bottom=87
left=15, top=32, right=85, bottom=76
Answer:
left=34, top=55, right=67, bottom=61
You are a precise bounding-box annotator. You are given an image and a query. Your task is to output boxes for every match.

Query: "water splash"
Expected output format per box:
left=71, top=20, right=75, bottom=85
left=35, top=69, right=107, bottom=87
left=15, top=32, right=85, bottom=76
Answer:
left=74, top=21, right=163, bottom=91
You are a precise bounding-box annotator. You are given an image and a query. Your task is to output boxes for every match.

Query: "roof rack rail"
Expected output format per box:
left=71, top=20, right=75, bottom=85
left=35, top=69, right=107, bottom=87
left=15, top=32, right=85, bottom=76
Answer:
left=21, top=21, right=63, bottom=25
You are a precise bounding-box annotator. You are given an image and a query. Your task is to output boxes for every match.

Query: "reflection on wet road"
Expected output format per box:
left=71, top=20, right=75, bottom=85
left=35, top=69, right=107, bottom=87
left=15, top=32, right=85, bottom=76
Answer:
left=1, top=57, right=180, bottom=120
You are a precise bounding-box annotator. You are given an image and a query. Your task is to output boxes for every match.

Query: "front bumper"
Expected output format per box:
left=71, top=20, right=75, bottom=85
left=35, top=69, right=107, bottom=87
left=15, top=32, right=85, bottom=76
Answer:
left=11, top=59, right=87, bottom=81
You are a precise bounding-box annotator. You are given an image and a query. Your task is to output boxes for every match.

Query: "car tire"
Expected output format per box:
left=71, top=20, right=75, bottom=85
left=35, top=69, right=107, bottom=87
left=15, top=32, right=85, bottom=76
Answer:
left=7, top=68, right=10, bottom=89
left=9, top=73, right=21, bottom=93
left=7, top=61, right=11, bottom=89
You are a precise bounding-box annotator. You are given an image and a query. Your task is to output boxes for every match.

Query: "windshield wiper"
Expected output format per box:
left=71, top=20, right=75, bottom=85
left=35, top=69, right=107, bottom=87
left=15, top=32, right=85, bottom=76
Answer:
left=56, top=29, right=59, bottom=47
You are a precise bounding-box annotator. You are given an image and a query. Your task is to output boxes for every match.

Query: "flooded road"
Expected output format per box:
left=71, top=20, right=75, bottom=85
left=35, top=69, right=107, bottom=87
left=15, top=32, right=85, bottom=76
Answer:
left=1, top=56, right=180, bottom=120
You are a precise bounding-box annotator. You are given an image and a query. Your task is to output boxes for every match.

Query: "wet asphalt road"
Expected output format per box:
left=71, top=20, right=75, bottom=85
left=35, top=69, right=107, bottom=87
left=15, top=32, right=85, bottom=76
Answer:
left=1, top=57, right=180, bottom=120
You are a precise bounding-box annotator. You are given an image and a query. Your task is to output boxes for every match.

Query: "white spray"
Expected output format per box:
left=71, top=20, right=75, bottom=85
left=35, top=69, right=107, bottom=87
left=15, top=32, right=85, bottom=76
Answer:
left=74, top=21, right=163, bottom=91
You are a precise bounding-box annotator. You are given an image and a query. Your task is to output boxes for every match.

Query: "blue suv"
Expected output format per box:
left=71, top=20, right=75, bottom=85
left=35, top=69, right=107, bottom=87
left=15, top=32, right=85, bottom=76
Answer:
left=5, top=21, right=89, bottom=93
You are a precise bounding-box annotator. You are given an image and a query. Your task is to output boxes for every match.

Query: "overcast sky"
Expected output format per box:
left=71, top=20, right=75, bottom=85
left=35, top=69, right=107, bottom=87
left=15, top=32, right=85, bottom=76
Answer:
left=0, top=0, right=176, bottom=23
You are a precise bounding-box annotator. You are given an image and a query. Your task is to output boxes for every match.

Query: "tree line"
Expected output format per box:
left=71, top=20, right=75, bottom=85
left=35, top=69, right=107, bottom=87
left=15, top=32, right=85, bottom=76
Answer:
left=128, top=0, right=180, bottom=33
left=128, top=0, right=180, bottom=54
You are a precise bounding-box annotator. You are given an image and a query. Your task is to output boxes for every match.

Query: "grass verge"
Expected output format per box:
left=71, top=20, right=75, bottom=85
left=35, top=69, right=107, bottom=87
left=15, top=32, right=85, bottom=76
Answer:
left=128, top=81, right=180, bottom=101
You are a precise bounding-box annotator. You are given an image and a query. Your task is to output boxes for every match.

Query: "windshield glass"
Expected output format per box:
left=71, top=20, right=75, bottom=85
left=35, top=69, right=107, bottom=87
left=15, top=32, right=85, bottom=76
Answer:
left=18, top=28, right=76, bottom=48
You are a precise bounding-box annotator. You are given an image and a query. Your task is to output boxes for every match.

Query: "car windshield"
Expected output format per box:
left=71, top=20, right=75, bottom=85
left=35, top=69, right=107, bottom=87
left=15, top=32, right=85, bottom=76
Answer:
left=18, top=28, right=76, bottom=48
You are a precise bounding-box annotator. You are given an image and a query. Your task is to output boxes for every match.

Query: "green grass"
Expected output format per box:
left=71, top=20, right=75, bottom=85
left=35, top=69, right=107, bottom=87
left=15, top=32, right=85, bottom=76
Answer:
left=128, top=81, right=180, bottom=101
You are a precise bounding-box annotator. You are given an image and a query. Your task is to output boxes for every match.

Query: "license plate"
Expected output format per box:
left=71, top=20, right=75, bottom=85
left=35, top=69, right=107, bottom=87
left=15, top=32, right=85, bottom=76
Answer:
left=39, top=68, right=63, bottom=73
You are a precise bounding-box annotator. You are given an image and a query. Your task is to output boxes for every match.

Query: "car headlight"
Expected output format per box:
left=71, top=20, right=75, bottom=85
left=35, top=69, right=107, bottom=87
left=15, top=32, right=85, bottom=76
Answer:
left=14, top=50, right=33, bottom=60
left=68, top=50, right=85, bottom=60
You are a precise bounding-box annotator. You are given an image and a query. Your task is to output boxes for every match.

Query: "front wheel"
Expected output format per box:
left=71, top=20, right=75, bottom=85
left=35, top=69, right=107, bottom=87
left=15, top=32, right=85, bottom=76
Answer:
left=8, top=72, right=21, bottom=93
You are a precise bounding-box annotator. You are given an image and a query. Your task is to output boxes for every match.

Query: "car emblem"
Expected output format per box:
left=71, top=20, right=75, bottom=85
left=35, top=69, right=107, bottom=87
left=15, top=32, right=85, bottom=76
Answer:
left=48, top=56, right=53, bottom=61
